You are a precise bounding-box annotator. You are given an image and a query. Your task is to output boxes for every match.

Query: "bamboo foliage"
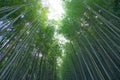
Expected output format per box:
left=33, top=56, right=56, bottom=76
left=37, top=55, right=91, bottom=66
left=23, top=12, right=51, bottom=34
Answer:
left=0, top=0, right=120, bottom=80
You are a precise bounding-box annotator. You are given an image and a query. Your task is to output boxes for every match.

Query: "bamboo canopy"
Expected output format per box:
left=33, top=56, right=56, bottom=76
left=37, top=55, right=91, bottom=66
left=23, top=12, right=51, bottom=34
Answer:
left=0, top=0, right=120, bottom=80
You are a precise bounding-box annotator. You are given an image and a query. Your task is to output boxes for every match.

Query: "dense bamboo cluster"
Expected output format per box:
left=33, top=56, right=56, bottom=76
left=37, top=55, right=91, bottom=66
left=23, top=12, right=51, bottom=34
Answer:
left=0, top=0, right=120, bottom=80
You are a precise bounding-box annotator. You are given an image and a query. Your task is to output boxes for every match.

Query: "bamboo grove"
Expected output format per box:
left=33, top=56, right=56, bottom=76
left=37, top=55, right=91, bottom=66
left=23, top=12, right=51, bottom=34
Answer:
left=0, top=0, right=120, bottom=80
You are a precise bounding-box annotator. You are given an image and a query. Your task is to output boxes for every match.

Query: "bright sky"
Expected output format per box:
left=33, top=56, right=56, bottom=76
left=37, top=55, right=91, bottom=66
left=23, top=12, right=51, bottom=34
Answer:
left=41, top=0, right=65, bottom=21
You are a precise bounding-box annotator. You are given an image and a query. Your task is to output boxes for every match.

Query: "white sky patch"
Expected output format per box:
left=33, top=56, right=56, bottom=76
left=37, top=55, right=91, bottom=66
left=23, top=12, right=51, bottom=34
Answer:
left=55, top=34, right=69, bottom=45
left=57, top=57, right=63, bottom=66
left=37, top=53, right=43, bottom=58
left=41, top=0, right=65, bottom=21
left=32, top=48, right=43, bottom=58
left=54, top=25, right=69, bottom=45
